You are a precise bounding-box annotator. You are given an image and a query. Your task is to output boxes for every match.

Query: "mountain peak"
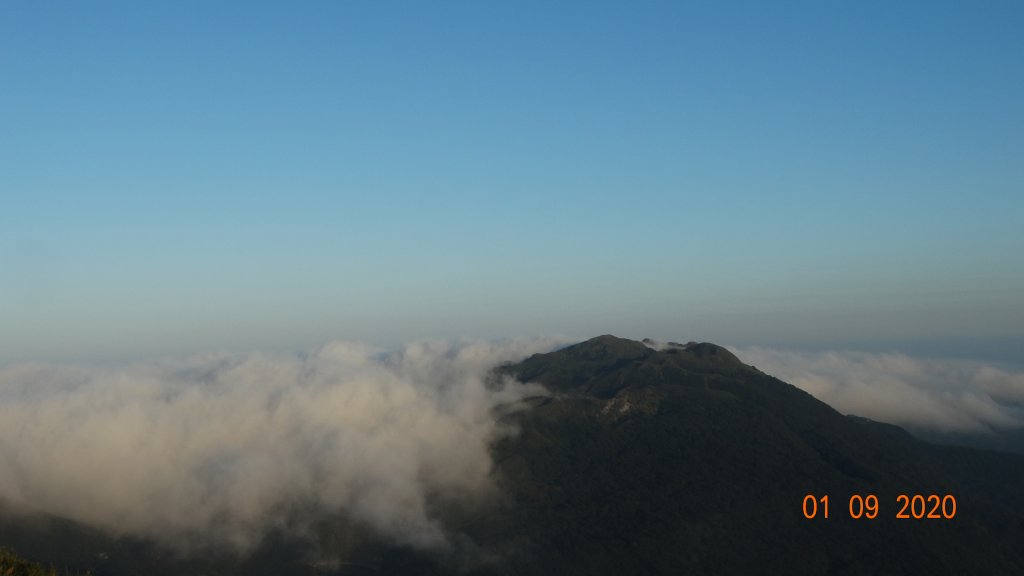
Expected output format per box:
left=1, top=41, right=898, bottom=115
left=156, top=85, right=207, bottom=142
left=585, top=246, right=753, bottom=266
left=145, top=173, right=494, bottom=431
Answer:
left=558, top=334, right=652, bottom=361
left=676, top=341, right=742, bottom=365
left=506, top=335, right=748, bottom=398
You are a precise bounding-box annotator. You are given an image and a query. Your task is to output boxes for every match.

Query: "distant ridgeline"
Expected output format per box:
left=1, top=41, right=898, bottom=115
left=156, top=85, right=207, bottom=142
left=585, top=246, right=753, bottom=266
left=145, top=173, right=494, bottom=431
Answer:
left=2, top=335, right=1024, bottom=575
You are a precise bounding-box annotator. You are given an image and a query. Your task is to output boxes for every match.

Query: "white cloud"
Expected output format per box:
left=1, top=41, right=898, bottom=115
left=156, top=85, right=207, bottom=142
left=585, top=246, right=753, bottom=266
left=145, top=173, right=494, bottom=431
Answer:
left=0, top=337, right=566, bottom=555
left=732, top=347, right=1024, bottom=433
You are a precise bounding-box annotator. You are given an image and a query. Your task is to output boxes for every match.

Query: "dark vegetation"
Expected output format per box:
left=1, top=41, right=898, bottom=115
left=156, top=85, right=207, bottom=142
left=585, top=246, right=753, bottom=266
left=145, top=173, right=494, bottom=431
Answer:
left=3, top=335, right=1024, bottom=575
left=0, top=547, right=91, bottom=576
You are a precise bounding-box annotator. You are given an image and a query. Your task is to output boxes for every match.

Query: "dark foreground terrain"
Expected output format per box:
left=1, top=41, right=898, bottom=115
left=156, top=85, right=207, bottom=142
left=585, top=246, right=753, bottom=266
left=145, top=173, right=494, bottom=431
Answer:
left=3, top=335, right=1024, bottom=575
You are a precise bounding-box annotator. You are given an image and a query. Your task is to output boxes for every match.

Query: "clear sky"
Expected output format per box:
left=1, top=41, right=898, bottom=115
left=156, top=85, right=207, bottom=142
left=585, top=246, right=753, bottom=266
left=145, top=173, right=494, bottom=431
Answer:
left=2, top=1, right=1022, bottom=362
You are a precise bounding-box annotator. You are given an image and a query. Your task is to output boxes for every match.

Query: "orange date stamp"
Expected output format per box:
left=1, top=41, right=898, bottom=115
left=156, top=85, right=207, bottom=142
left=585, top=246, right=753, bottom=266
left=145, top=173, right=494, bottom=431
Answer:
left=802, top=494, right=957, bottom=519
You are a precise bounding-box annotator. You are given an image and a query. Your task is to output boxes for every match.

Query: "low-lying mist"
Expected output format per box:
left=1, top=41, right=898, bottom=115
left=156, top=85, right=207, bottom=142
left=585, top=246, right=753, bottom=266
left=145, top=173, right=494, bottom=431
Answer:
left=0, top=338, right=565, bottom=556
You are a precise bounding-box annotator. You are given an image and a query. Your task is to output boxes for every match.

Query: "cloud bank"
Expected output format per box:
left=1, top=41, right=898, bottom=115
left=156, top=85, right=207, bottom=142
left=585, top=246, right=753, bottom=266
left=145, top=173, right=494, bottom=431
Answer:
left=733, top=347, right=1024, bottom=433
left=0, top=338, right=564, bottom=555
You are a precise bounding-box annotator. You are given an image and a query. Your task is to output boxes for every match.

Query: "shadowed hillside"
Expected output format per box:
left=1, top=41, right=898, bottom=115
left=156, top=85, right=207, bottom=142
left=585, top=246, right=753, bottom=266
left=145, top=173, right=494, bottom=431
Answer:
left=457, top=336, right=1024, bottom=575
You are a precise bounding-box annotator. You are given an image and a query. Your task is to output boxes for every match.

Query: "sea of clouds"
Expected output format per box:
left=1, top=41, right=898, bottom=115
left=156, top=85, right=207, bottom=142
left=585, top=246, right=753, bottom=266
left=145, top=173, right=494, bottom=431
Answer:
left=3, top=336, right=1023, bottom=559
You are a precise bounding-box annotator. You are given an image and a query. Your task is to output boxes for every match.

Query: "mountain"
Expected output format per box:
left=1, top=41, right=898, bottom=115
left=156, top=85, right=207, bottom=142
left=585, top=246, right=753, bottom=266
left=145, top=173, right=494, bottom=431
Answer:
left=3, top=335, right=1024, bottom=575
left=493, top=336, right=1024, bottom=574
left=398, top=335, right=1024, bottom=575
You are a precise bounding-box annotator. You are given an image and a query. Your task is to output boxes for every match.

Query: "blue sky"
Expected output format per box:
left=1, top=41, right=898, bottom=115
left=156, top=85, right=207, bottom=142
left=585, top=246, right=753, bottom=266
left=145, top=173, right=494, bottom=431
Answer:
left=2, top=1, right=1022, bottom=362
